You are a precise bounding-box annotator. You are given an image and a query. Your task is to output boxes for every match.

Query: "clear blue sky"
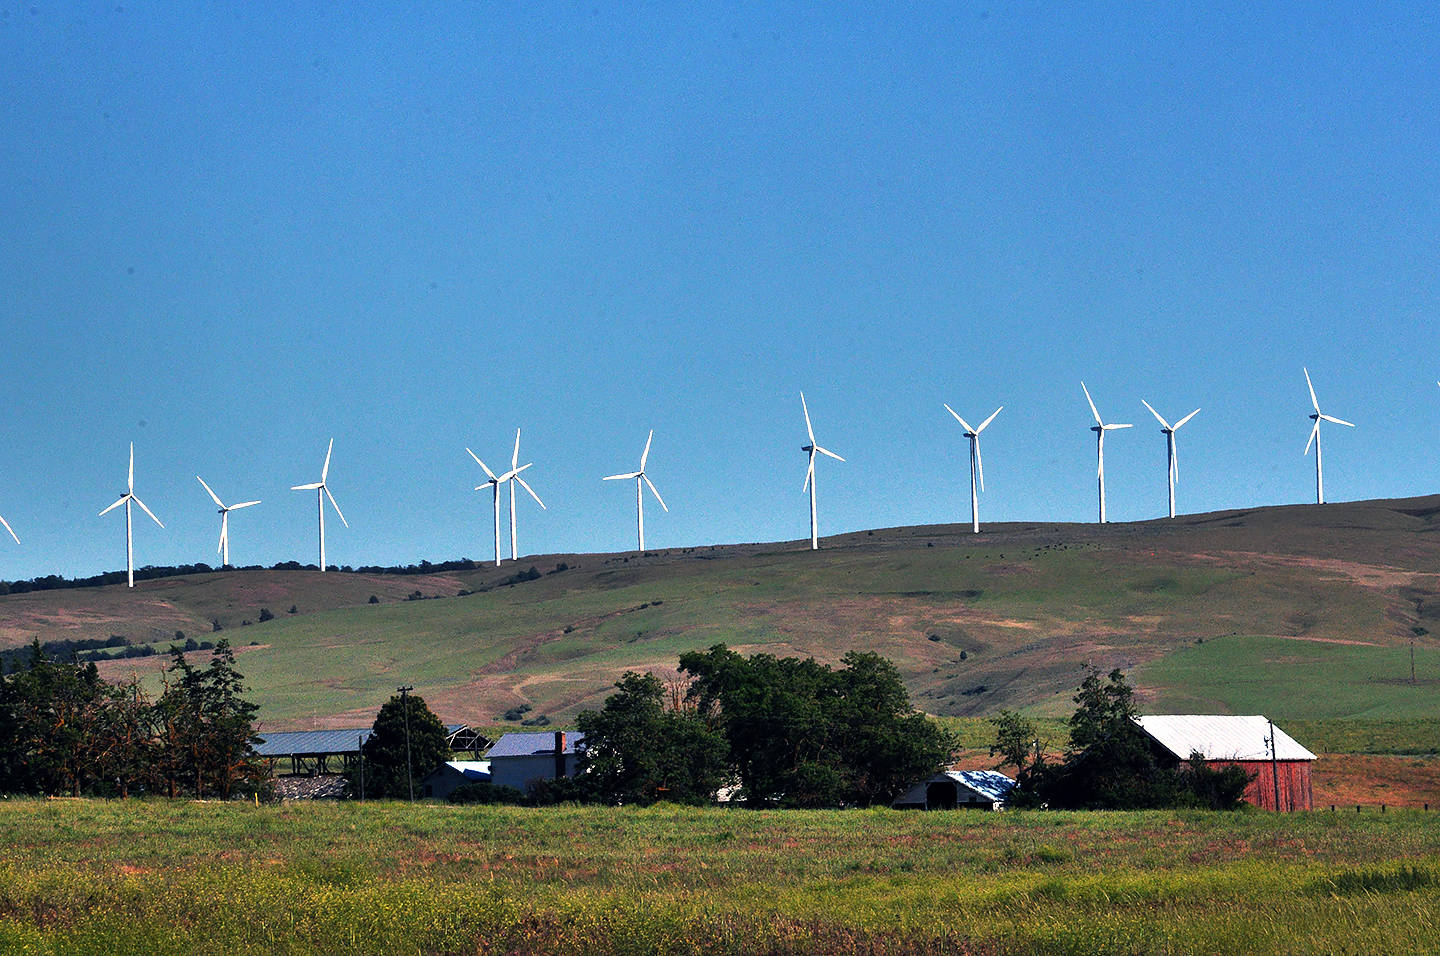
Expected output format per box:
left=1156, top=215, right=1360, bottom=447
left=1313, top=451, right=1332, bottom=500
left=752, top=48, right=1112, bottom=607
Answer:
left=1, top=3, right=1437, bottom=581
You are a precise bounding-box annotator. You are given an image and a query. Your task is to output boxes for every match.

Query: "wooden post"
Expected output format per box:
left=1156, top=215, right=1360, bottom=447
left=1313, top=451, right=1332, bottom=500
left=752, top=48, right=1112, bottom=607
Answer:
left=1267, top=719, right=1283, bottom=812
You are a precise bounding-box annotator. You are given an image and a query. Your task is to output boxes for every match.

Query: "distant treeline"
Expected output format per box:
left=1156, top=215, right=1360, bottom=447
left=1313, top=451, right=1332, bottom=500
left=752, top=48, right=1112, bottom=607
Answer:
left=0, top=635, right=218, bottom=671
left=0, top=558, right=490, bottom=595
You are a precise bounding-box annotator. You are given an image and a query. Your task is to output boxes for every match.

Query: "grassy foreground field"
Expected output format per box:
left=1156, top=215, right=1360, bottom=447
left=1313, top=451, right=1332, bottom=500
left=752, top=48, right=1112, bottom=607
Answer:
left=1, top=800, right=1437, bottom=955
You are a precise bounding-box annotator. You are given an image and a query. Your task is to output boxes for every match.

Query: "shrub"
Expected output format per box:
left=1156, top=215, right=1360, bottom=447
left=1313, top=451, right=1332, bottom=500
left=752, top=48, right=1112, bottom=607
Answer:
left=447, top=781, right=524, bottom=805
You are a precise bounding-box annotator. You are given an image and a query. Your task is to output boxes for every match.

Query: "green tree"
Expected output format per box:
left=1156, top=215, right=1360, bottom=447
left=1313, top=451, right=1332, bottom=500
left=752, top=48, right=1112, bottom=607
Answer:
left=576, top=671, right=730, bottom=805
left=679, top=644, right=954, bottom=808
left=988, top=709, right=1039, bottom=775
left=347, top=692, right=449, bottom=799
left=156, top=640, right=264, bottom=799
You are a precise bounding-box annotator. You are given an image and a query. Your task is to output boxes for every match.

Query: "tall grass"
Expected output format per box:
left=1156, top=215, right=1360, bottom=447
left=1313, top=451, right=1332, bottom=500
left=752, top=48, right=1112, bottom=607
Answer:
left=0, top=800, right=1436, bottom=954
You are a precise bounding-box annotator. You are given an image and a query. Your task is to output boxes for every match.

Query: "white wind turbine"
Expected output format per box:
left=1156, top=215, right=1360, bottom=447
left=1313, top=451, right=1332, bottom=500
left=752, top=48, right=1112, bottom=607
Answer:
left=98, top=443, right=164, bottom=588
left=196, top=475, right=260, bottom=567
left=604, top=429, right=668, bottom=553
left=1082, top=383, right=1132, bottom=524
left=466, top=444, right=536, bottom=568
left=943, top=403, right=1002, bottom=534
left=0, top=507, right=17, bottom=548
left=502, top=428, right=545, bottom=561
left=800, top=392, right=845, bottom=550
left=1303, top=368, right=1355, bottom=505
left=290, top=439, right=347, bottom=571
left=1140, top=400, right=1200, bottom=519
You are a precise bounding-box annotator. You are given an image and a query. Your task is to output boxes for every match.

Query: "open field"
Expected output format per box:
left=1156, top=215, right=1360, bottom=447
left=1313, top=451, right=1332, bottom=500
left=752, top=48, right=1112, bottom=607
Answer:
left=2, top=496, right=1439, bottom=733
left=0, top=799, right=1437, bottom=955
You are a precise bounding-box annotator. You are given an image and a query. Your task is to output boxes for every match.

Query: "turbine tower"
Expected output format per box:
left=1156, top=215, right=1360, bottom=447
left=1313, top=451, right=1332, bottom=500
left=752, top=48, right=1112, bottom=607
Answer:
left=503, top=428, right=545, bottom=561
left=604, top=429, right=668, bottom=553
left=196, top=476, right=260, bottom=567
left=98, top=443, right=164, bottom=588
left=1081, top=383, right=1132, bottom=524
left=1139, top=400, right=1200, bottom=519
left=467, top=445, right=535, bottom=568
left=1303, top=368, right=1355, bottom=505
left=800, top=392, right=845, bottom=550
left=943, top=404, right=1002, bottom=533
left=290, top=439, right=347, bottom=571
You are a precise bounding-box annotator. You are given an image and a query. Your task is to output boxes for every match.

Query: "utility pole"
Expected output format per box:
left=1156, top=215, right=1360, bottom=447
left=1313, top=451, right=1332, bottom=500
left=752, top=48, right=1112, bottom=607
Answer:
left=1266, top=719, right=1283, bottom=812
left=399, top=685, right=415, bottom=802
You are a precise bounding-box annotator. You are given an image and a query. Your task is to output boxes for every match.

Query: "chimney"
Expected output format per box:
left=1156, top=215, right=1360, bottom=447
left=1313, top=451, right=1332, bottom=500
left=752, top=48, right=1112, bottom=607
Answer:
left=554, top=730, right=567, bottom=779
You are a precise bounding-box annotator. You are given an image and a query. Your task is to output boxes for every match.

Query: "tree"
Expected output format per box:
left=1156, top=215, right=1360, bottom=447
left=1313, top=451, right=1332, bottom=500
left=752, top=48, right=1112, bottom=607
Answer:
left=989, top=710, right=1039, bottom=775
left=347, top=692, right=449, bottom=799
left=156, top=640, right=264, bottom=799
left=679, top=644, right=954, bottom=808
left=576, top=671, right=730, bottom=805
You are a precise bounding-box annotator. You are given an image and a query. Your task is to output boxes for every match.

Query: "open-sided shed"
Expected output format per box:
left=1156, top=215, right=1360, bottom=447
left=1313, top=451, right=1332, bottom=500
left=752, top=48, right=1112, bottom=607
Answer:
left=892, top=770, right=1015, bottom=810
left=1133, top=714, right=1315, bottom=811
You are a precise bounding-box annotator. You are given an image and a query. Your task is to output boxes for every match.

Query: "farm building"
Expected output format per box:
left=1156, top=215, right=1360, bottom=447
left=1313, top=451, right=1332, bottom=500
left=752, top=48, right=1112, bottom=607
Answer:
left=892, top=770, right=1015, bottom=810
left=420, top=761, right=491, bottom=801
left=255, top=724, right=490, bottom=776
left=1133, top=715, right=1315, bottom=811
left=487, top=730, right=585, bottom=794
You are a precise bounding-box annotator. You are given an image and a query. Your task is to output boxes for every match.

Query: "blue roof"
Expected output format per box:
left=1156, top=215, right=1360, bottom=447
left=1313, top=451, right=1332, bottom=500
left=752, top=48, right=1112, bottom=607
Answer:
left=256, top=724, right=468, bottom=757
left=487, top=731, right=585, bottom=758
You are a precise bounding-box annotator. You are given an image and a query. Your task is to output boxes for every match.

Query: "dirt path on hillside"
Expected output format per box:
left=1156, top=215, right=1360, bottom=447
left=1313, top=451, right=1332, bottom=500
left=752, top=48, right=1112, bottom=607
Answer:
left=1192, top=551, right=1435, bottom=589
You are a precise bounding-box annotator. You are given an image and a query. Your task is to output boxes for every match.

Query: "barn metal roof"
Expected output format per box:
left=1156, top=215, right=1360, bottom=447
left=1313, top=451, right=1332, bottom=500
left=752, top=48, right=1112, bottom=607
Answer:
left=255, top=724, right=469, bottom=757
left=487, top=731, right=586, bottom=758
left=1133, top=715, right=1315, bottom=762
left=945, top=770, right=1017, bottom=803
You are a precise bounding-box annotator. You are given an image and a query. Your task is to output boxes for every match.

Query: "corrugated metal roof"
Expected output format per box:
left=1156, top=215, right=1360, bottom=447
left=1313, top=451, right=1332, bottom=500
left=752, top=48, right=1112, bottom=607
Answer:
left=1134, top=715, right=1315, bottom=762
left=255, top=724, right=468, bottom=757
left=945, top=770, right=1017, bottom=802
left=487, top=731, right=585, bottom=758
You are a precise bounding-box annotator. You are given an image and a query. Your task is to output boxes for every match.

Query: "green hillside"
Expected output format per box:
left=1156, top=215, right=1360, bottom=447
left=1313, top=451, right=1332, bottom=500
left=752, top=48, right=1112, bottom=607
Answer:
left=3, top=495, right=1438, bottom=732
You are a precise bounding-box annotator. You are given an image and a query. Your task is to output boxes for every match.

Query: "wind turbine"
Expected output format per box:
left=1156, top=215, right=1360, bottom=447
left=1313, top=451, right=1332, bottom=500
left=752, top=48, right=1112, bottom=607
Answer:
left=800, top=392, right=845, bottom=550
left=466, top=445, right=535, bottom=568
left=1081, top=383, right=1132, bottom=523
left=502, top=428, right=545, bottom=561
left=943, top=404, right=1002, bottom=534
left=1139, top=401, right=1200, bottom=519
left=1303, top=368, right=1355, bottom=505
left=604, top=429, right=668, bottom=553
left=196, top=476, right=260, bottom=567
left=0, top=508, right=17, bottom=547
left=290, top=439, right=347, bottom=571
left=98, top=443, right=164, bottom=588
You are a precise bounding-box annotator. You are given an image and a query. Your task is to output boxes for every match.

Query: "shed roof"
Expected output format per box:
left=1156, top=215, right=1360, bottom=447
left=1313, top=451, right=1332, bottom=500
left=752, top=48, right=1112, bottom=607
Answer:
left=256, top=724, right=469, bottom=758
left=1133, top=715, right=1315, bottom=762
left=424, top=761, right=491, bottom=782
left=945, top=769, right=1017, bottom=802
left=487, top=731, right=585, bottom=758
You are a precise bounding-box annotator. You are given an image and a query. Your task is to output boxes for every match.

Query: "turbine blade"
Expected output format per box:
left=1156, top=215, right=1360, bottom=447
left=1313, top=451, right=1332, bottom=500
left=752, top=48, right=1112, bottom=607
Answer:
left=643, top=474, right=668, bottom=512
left=815, top=445, right=845, bottom=462
left=640, top=429, right=653, bottom=471
left=1320, top=414, right=1355, bottom=427
left=943, top=403, right=975, bottom=433
left=196, top=475, right=224, bottom=508
left=132, top=495, right=164, bottom=529
left=1304, top=420, right=1319, bottom=455
left=976, top=406, right=1003, bottom=433
left=229, top=500, right=261, bottom=510
left=1104, top=423, right=1133, bottom=430
left=803, top=452, right=815, bottom=492
left=1140, top=399, right=1170, bottom=429
left=974, top=436, right=985, bottom=493
left=801, top=392, right=815, bottom=443
left=515, top=475, right=546, bottom=510
left=0, top=512, right=18, bottom=545
left=1097, top=431, right=1104, bottom=478
left=292, top=482, right=323, bottom=491
left=99, top=496, right=128, bottom=517
left=324, top=486, right=348, bottom=527
left=1172, top=437, right=1180, bottom=485
left=1173, top=408, right=1201, bottom=430
left=217, top=522, right=227, bottom=555
left=466, top=448, right=498, bottom=482
left=1081, top=382, right=1102, bottom=425
left=604, top=472, right=641, bottom=481
left=511, top=428, right=521, bottom=471
left=321, top=438, right=333, bottom=483
left=1304, top=367, right=1320, bottom=413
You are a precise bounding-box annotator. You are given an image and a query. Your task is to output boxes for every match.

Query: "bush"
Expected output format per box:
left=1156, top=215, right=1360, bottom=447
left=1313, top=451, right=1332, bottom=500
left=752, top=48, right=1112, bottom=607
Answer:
left=447, top=781, right=524, bottom=805
left=258, top=608, right=274, bottom=623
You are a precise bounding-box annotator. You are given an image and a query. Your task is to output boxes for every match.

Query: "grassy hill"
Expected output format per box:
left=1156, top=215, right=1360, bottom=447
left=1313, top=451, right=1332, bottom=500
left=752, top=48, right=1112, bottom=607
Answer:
left=2, top=495, right=1438, bottom=734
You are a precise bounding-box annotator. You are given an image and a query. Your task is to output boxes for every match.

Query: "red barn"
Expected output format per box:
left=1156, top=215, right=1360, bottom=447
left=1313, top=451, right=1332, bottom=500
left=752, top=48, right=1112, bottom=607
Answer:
left=1133, top=715, right=1316, bottom=811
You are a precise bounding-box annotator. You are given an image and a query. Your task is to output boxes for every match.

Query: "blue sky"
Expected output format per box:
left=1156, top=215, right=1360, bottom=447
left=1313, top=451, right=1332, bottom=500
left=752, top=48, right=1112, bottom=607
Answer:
left=1, top=3, right=1437, bottom=580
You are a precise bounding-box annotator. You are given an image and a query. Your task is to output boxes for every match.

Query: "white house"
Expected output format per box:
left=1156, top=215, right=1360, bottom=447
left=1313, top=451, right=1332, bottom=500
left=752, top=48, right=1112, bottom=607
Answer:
left=487, top=731, right=586, bottom=794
